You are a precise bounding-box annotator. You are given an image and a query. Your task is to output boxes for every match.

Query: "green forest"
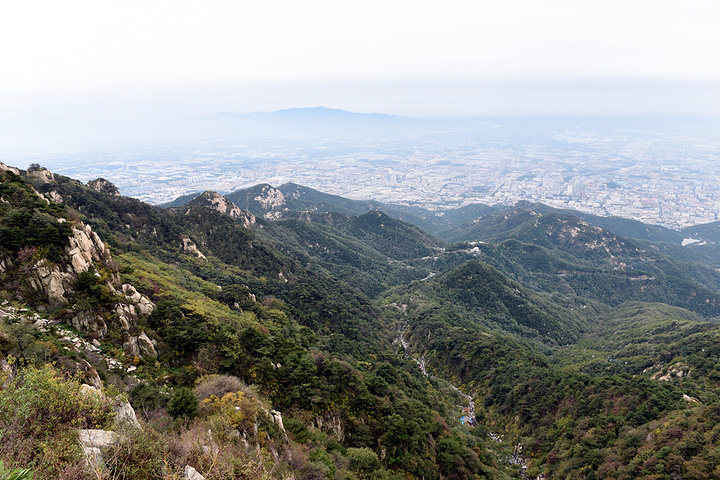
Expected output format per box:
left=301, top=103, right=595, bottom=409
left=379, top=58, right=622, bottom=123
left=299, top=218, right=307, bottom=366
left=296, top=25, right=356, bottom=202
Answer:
left=2, top=164, right=720, bottom=479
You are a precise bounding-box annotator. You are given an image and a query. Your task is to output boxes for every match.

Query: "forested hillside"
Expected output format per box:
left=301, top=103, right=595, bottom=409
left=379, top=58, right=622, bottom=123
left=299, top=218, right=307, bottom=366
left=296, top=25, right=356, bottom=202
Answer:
left=3, top=163, right=720, bottom=479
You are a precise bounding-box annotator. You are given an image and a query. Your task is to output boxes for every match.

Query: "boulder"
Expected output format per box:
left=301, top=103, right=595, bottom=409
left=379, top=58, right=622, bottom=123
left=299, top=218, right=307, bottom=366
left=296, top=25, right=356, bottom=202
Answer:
left=122, top=284, right=154, bottom=316
left=30, top=259, right=72, bottom=304
left=114, top=401, right=142, bottom=430
left=79, top=429, right=119, bottom=473
left=184, top=465, right=205, bottom=480
left=66, top=223, right=112, bottom=275
left=70, top=312, right=108, bottom=338
left=137, top=332, right=158, bottom=359
left=0, top=357, right=13, bottom=387
left=115, top=304, right=136, bottom=330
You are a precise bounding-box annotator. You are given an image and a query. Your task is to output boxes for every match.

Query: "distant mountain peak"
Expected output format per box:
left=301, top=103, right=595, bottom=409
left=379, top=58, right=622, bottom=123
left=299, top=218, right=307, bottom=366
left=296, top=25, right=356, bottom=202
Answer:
left=204, top=107, right=413, bottom=130
left=87, top=178, right=120, bottom=196
left=186, top=191, right=256, bottom=227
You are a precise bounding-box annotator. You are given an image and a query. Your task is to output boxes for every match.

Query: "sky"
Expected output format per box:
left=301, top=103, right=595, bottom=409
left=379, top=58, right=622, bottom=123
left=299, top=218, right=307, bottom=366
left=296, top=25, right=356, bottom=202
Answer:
left=2, top=0, right=720, bottom=118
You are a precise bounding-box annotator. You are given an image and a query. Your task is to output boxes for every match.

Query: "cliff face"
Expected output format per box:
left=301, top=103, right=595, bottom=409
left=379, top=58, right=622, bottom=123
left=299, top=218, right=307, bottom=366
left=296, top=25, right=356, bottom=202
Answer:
left=0, top=166, right=154, bottom=344
left=13, top=221, right=155, bottom=339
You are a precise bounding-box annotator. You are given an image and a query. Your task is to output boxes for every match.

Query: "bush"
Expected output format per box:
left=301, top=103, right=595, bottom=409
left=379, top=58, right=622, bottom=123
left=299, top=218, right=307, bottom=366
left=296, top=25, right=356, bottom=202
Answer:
left=167, top=387, right=198, bottom=420
left=129, top=383, right=170, bottom=419
left=0, top=364, right=113, bottom=477
left=193, top=374, right=246, bottom=402
left=104, top=429, right=170, bottom=480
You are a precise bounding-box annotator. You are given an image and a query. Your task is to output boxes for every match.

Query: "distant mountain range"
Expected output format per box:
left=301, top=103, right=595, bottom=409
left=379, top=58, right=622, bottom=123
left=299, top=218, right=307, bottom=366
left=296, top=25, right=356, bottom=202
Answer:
left=200, top=106, right=416, bottom=133
left=6, top=163, right=720, bottom=478
left=164, top=182, right=717, bottom=248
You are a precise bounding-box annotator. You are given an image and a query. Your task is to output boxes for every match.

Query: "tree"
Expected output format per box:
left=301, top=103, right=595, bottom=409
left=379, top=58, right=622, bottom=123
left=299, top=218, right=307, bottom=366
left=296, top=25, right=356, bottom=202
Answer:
left=167, top=387, right=198, bottom=419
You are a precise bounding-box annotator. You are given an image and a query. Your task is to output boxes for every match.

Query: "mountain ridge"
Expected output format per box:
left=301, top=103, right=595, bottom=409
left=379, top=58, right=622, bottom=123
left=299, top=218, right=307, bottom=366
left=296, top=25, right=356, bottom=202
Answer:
left=6, top=162, right=720, bottom=478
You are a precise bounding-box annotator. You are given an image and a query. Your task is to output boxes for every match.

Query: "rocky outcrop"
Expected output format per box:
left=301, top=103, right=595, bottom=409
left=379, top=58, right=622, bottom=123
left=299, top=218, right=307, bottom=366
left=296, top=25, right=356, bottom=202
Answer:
left=78, top=400, right=141, bottom=473
left=122, top=332, right=157, bottom=359
left=26, top=166, right=54, bottom=183
left=122, top=284, right=154, bottom=316
left=114, top=400, right=142, bottom=430
left=0, top=357, right=13, bottom=387
left=180, top=235, right=206, bottom=259
left=87, top=178, right=121, bottom=196
left=79, top=429, right=119, bottom=473
left=122, top=335, right=139, bottom=356
left=254, top=185, right=286, bottom=211
left=192, top=191, right=244, bottom=217
left=46, top=190, right=63, bottom=203
left=21, top=221, right=153, bottom=337
left=67, top=223, right=112, bottom=274
left=70, top=311, right=108, bottom=338
left=187, top=191, right=257, bottom=227
left=314, top=412, right=344, bottom=442
left=24, top=222, right=109, bottom=304
left=0, top=162, right=20, bottom=175
left=29, top=259, right=73, bottom=303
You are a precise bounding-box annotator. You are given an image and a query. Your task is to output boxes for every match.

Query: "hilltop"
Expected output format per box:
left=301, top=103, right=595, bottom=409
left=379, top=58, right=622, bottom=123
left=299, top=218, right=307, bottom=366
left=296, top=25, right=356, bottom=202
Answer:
left=4, top=164, right=720, bottom=478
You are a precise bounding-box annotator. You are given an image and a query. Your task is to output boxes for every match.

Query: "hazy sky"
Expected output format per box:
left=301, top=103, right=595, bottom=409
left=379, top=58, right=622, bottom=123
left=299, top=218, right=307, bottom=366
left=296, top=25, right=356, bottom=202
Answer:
left=2, top=0, right=720, bottom=116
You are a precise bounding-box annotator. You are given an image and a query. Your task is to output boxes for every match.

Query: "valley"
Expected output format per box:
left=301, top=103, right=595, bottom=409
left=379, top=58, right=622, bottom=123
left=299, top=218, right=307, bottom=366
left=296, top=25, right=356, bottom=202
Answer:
left=2, top=163, right=720, bottom=478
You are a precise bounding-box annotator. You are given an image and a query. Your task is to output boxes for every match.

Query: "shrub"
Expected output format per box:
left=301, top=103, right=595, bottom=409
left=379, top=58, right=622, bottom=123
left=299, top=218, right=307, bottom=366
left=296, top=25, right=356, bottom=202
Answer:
left=104, top=428, right=170, bottom=480
left=0, top=364, right=113, bottom=477
left=129, top=383, right=170, bottom=420
left=193, top=374, right=246, bottom=402
left=167, top=387, right=198, bottom=420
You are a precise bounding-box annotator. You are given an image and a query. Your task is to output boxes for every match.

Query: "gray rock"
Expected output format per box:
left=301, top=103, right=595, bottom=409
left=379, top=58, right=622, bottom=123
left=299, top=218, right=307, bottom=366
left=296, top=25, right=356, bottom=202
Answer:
left=123, top=336, right=139, bottom=356
left=115, top=304, right=135, bottom=330
left=137, top=332, right=158, bottom=359
left=114, top=401, right=142, bottom=430
left=87, top=178, right=120, bottom=196
left=70, top=312, right=107, bottom=338
left=0, top=358, right=13, bottom=386
left=180, top=235, right=207, bottom=259
left=26, top=167, right=54, bottom=183
left=79, top=429, right=119, bottom=474
left=122, top=284, right=155, bottom=316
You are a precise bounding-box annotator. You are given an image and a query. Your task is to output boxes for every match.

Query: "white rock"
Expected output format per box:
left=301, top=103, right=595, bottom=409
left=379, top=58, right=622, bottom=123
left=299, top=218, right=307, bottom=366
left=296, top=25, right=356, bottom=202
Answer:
left=184, top=465, right=205, bottom=480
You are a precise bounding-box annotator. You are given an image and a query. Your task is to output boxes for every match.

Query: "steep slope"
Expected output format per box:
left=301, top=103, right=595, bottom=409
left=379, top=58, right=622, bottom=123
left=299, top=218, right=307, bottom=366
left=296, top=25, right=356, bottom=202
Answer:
left=184, top=190, right=257, bottom=227
left=221, top=182, right=447, bottom=232
left=0, top=165, right=155, bottom=344
left=438, top=208, right=720, bottom=317
left=4, top=163, right=514, bottom=479
left=338, top=210, right=445, bottom=261
left=440, top=201, right=685, bottom=245
left=254, top=217, right=431, bottom=298
left=11, top=162, right=720, bottom=479
left=682, top=220, right=720, bottom=243
left=387, top=259, right=598, bottom=347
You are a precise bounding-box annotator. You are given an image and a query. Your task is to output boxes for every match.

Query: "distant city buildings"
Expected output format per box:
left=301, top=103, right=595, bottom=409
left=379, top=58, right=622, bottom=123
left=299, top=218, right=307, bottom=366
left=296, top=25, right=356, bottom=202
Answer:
left=20, top=126, right=720, bottom=230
